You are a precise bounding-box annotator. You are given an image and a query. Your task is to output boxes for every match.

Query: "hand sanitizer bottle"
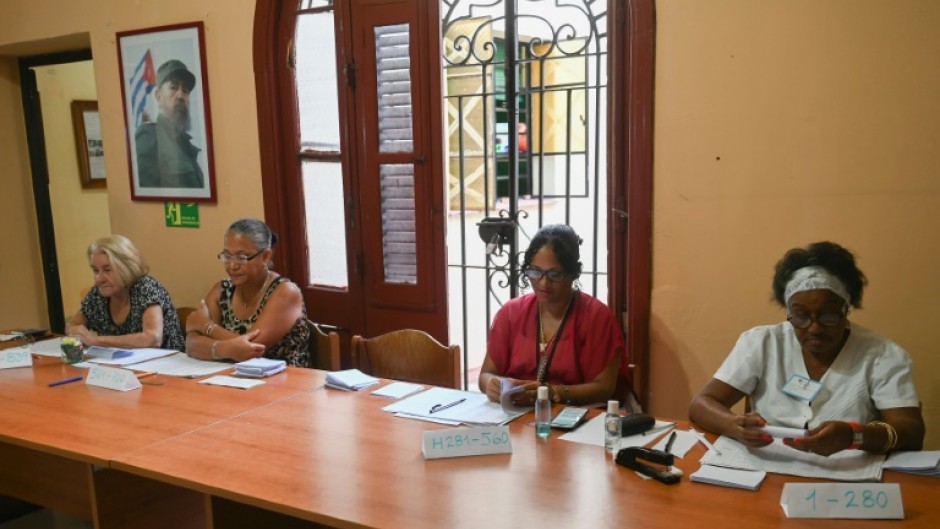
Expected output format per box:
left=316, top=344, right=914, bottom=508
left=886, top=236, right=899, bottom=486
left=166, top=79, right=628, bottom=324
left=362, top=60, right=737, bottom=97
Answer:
left=535, top=386, right=551, bottom=439
left=604, top=400, right=620, bottom=453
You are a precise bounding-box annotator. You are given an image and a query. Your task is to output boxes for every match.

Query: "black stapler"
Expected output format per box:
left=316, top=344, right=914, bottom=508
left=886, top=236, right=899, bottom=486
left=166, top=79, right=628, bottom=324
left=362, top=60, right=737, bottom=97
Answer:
left=615, top=446, right=683, bottom=485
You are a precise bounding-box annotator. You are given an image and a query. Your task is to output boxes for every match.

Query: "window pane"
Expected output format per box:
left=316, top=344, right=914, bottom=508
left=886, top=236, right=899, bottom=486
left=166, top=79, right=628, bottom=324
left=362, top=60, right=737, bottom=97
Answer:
left=302, top=160, right=348, bottom=288
left=380, top=163, right=416, bottom=284
left=296, top=12, right=340, bottom=150
left=375, top=24, right=413, bottom=153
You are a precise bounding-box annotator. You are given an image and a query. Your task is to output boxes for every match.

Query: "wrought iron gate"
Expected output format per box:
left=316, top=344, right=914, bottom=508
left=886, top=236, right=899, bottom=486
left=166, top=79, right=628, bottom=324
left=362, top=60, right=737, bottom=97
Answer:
left=441, top=0, right=609, bottom=388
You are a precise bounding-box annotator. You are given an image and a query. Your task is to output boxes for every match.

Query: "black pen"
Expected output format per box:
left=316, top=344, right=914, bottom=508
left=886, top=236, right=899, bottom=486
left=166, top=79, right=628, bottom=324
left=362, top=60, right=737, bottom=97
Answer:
left=664, top=431, right=677, bottom=454
left=429, top=398, right=466, bottom=414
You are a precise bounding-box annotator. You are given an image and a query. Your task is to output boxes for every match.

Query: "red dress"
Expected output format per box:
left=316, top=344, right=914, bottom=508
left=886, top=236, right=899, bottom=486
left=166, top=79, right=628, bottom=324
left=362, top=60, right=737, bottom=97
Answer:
left=487, top=291, right=624, bottom=385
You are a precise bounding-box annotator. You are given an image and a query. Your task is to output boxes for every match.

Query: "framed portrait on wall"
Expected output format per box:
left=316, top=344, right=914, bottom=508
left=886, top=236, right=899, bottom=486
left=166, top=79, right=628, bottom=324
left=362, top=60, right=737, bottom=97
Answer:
left=70, top=100, right=106, bottom=189
left=116, top=22, right=216, bottom=202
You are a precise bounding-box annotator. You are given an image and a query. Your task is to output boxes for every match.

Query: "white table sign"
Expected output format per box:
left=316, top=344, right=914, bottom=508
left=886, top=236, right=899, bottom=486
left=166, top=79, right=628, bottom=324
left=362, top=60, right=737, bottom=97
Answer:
left=0, top=347, right=32, bottom=369
left=781, top=483, right=903, bottom=519
left=422, top=425, right=512, bottom=460
left=86, top=365, right=142, bottom=392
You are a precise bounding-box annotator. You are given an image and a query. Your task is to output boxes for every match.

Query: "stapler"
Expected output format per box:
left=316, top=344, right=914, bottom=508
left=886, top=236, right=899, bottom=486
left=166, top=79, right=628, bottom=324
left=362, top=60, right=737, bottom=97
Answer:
left=615, top=446, right=683, bottom=485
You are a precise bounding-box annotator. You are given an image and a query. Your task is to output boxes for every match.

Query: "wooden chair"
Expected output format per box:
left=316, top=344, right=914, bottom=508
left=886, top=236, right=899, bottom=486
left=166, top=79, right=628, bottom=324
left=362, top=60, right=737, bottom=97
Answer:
left=306, top=320, right=341, bottom=371
left=176, top=306, right=196, bottom=329
left=351, top=329, right=461, bottom=389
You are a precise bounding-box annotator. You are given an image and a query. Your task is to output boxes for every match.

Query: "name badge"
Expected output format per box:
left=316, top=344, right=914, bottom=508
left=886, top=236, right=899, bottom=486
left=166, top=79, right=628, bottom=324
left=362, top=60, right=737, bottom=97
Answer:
left=86, top=365, right=142, bottom=391
left=0, top=347, right=32, bottom=369
left=781, top=374, right=822, bottom=401
left=422, top=426, right=512, bottom=460
left=781, top=483, right=903, bottom=519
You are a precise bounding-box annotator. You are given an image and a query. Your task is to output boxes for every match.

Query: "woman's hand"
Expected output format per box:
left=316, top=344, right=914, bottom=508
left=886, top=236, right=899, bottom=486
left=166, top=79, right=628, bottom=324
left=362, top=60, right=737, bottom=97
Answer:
left=216, top=329, right=265, bottom=362
left=725, top=413, right=774, bottom=448
left=509, top=380, right=540, bottom=406
left=69, top=325, right=99, bottom=347
left=783, top=420, right=852, bottom=456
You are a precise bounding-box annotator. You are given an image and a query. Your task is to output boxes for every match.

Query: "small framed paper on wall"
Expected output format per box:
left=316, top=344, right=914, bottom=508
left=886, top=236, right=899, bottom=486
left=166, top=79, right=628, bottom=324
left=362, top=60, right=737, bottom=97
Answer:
left=71, top=100, right=106, bottom=189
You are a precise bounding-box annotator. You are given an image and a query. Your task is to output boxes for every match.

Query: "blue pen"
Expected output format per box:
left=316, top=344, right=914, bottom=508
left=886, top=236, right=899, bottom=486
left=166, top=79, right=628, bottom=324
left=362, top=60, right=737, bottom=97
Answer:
left=48, top=375, right=83, bottom=387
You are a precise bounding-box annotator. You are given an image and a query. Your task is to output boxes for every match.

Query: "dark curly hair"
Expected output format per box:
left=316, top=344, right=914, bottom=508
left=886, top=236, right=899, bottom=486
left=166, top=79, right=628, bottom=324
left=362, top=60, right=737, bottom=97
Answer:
left=771, top=241, right=867, bottom=309
left=522, top=224, right=583, bottom=277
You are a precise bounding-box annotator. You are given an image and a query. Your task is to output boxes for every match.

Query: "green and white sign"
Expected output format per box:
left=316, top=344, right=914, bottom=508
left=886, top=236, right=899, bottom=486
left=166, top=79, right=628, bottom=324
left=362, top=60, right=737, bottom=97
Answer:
left=165, top=202, right=199, bottom=228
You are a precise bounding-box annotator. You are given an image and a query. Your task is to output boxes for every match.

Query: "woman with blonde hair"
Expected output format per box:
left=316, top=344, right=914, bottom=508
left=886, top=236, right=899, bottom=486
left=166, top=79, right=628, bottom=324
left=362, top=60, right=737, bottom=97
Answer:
left=67, top=234, right=184, bottom=350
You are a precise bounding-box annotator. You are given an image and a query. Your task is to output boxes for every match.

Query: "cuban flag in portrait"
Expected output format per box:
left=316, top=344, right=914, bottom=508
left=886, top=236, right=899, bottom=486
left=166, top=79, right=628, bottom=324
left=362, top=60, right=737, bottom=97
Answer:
left=129, top=49, right=156, bottom=127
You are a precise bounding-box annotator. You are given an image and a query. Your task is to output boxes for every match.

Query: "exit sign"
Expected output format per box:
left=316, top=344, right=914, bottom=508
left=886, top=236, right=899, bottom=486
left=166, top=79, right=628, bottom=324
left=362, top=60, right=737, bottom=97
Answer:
left=165, top=202, right=199, bottom=228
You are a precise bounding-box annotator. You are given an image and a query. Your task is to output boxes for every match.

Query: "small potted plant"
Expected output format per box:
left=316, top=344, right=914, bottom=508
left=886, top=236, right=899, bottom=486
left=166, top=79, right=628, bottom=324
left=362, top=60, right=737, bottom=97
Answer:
left=60, top=336, right=84, bottom=364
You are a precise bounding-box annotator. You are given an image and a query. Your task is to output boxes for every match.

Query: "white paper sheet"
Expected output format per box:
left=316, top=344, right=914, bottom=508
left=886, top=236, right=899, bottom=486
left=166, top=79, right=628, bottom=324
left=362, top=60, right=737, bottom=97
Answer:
left=559, top=414, right=676, bottom=448
left=690, top=464, right=766, bottom=490
left=85, top=347, right=178, bottom=366
left=198, top=375, right=265, bottom=389
left=128, top=353, right=232, bottom=378
left=28, top=337, right=65, bottom=357
left=371, top=381, right=425, bottom=399
left=382, top=387, right=525, bottom=426
left=700, top=435, right=884, bottom=481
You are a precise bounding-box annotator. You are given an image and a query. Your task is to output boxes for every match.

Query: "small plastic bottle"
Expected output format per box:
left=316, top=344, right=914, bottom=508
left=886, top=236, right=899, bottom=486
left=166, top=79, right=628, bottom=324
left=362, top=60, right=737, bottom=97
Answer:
left=535, top=386, right=551, bottom=439
left=604, top=399, right=621, bottom=453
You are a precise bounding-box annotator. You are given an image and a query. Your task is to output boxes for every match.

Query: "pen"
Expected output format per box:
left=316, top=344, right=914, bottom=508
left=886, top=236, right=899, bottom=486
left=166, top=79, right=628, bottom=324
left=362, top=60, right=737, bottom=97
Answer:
left=48, top=375, right=83, bottom=387
left=136, top=372, right=157, bottom=380
left=664, top=431, right=677, bottom=454
left=689, top=426, right=722, bottom=455
left=429, top=398, right=466, bottom=414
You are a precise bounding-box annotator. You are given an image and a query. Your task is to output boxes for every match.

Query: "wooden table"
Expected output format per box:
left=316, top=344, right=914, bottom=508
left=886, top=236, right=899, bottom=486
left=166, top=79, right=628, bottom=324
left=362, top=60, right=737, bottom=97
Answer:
left=0, top=354, right=326, bottom=528
left=113, top=384, right=938, bottom=529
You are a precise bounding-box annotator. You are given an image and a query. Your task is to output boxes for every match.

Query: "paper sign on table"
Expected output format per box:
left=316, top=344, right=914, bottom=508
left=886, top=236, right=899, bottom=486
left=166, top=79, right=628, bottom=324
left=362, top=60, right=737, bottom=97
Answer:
left=0, top=347, right=32, bottom=369
left=86, top=365, right=142, bottom=391
left=780, top=483, right=903, bottom=519
left=422, top=425, right=512, bottom=459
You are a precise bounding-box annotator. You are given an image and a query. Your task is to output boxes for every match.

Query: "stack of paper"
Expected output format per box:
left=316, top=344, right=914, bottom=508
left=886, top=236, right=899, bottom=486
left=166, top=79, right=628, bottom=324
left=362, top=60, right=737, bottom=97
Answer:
left=326, top=369, right=380, bottom=391
left=235, top=358, right=287, bottom=378
left=382, top=387, right=525, bottom=426
left=690, top=464, right=767, bottom=490
left=884, top=451, right=940, bottom=477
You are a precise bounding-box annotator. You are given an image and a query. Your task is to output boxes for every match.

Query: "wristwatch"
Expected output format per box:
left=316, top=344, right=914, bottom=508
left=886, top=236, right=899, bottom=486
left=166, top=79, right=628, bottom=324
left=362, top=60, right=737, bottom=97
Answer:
left=847, top=421, right=864, bottom=450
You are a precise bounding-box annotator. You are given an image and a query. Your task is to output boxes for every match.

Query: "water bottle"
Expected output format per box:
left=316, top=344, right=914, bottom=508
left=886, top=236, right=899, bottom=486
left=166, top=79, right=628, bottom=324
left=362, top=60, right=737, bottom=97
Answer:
left=604, top=399, right=620, bottom=453
left=535, top=386, right=551, bottom=439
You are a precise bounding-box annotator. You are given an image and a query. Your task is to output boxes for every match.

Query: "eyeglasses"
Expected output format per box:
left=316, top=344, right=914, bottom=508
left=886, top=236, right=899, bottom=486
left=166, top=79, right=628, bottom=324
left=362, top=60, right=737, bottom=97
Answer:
left=523, top=268, right=567, bottom=282
left=217, top=249, right=264, bottom=265
left=787, top=311, right=846, bottom=329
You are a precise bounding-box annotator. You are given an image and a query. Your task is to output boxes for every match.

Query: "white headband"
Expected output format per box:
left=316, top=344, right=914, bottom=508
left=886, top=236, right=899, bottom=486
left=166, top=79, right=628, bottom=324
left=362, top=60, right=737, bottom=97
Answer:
left=784, top=266, right=850, bottom=307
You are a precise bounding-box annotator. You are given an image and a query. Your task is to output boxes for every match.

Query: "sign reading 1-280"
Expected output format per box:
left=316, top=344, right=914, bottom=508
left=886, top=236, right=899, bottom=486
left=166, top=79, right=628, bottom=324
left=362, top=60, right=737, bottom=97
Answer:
left=781, top=483, right=903, bottom=519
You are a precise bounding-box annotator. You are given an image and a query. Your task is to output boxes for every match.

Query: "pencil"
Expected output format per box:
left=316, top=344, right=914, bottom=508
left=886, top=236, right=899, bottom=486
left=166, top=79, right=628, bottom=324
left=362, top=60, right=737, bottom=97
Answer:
left=136, top=372, right=157, bottom=380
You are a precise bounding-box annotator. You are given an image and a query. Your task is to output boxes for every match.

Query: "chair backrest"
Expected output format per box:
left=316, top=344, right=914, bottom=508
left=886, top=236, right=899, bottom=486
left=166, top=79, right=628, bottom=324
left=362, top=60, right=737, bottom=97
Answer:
left=306, top=320, right=341, bottom=371
left=351, top=329, right=461, bottom=389
left=176, top=306, right=196, bottom=328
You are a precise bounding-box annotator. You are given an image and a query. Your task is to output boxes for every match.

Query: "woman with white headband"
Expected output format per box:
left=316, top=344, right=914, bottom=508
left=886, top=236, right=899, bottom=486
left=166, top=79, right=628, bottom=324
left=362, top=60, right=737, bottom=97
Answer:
left=689, top=242, right=924, bottom=456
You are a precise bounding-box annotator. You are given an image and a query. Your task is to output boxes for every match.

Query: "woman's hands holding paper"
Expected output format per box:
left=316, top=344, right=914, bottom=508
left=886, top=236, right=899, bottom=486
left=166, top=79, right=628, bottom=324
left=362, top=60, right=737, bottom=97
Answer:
left=726, top=412, right=774, bottom=449
left=782, top=420, right=852, bottom=456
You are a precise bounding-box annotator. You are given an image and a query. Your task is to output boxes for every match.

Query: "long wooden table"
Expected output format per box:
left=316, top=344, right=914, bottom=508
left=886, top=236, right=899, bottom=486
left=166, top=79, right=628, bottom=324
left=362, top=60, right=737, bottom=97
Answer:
left=111, top=385, right=938, bottom=529
left=0, top=351, right=326, bottom=528
left=1, top=341, right=936, bottom=529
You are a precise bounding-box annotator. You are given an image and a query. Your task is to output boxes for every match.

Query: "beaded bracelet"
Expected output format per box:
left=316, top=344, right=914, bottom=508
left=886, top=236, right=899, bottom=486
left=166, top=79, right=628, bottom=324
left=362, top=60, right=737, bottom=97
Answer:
left=205, top=323, right=217, bottom=337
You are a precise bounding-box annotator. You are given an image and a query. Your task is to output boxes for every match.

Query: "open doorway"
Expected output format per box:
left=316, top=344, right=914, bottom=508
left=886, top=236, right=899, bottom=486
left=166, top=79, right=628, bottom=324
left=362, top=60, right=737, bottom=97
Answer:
left=19, top=50, right=111, bottom=332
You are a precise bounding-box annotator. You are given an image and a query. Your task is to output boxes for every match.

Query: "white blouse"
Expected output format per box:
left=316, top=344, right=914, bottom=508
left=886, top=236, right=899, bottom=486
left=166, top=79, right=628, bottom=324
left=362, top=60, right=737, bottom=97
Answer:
left=714, top=321, right=920, bottom=429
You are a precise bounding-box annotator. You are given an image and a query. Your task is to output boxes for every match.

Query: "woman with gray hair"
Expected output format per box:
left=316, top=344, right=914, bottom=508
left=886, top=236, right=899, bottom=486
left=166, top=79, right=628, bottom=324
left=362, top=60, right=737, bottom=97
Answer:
left=67, top=234, right=184, bottom=350
left=185, top=218, right=309, bottom=366
left=689, top=241, right=924, bottom=456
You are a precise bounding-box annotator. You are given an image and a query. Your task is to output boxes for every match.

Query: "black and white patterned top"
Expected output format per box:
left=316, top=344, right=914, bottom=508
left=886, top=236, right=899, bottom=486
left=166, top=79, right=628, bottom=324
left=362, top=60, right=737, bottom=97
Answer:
left=80, top=275, right=185, bottom=351
left=218, top=276, right=310, bottom=367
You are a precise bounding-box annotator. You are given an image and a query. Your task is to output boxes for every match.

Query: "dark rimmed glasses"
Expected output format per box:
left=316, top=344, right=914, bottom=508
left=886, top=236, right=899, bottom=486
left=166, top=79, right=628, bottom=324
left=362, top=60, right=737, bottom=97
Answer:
left=523, top=267, right=567, bottom=282
left=787, top=311, right=846, bottom=329
left=217, top=249, right=264, bottom=265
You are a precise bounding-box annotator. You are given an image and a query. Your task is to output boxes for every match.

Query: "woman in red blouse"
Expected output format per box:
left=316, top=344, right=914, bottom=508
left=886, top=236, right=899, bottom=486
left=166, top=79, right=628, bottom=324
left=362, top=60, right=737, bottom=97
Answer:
left=478, top=224, right=624, bottom=406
